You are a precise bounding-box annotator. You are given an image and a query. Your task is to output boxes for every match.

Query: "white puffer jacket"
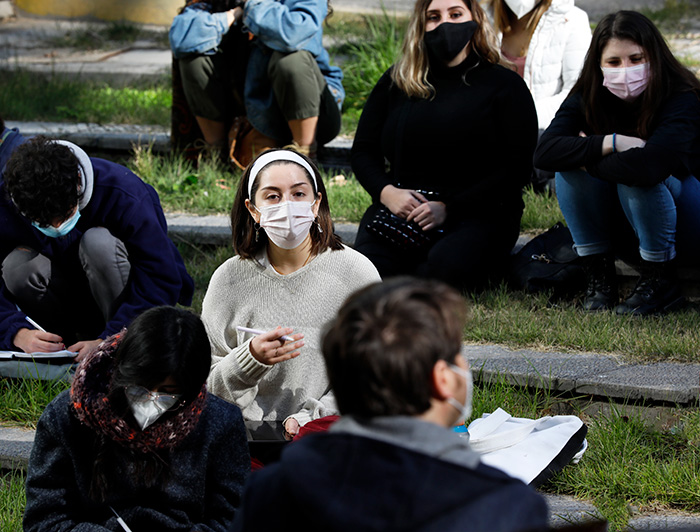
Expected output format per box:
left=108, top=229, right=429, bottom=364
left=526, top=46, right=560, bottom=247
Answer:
left=490, top=0, right=591, bottom=129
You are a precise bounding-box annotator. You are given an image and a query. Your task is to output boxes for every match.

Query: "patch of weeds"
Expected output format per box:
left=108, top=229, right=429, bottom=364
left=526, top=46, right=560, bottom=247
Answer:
left=324, top=171, right=371, bottom=222
left=643, top=0, right=700, bottom=33
left=176, top=243, right=234, bottom=314
left=520, top=186, right=565, bottom=233
left=0, top=470, right=25, bottom=532
left=130, top=145, right=242, bottom=214
left=0, top=377, right=70, bottom=428
left=545, top=406, right=700, bottom=531
left=340, top=11, right=406, bottom=135
left=466, top=282, right=700, bottom=362
left=0, top=70, right=171, bottom=125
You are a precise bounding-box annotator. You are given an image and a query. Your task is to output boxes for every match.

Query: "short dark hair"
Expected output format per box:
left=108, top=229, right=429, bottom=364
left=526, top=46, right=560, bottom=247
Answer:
left=110, top=306, right=211, bottom=403
left=4, top=135, right=82, bottom=226
left=323, top=277, right=468, bottom=418
left=231, top=148, right=343, bottom=259
left=0, top=115, right=5, bottom=131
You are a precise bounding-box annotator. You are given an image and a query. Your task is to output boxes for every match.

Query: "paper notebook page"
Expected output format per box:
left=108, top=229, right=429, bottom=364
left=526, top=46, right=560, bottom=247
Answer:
left=9, top=350, right=77, bottom=360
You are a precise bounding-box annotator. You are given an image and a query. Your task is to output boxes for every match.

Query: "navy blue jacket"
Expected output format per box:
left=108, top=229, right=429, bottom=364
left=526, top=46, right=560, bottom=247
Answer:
left=0, top=157, right=193, bottom=349
left=232, top=431, right=549, bottom=532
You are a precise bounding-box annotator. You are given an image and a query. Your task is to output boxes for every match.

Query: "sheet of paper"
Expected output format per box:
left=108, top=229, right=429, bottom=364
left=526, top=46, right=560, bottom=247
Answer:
left=0, top=350, right=77, bottom=361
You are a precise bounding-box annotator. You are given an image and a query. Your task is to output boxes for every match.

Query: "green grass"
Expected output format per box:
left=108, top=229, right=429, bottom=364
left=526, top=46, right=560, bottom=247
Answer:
left=466, top=284, right=700, bottom=362
left=0, top=70, right=171, bottom=125
left=642, top=0, right=700, bottom=33
left=0, top=376, right=70, bottom=428
left=547, top=406, right=700, bottom=531
left=330, top=11, right=407, bottom=135
left=0, top=471, right=25, bottom=532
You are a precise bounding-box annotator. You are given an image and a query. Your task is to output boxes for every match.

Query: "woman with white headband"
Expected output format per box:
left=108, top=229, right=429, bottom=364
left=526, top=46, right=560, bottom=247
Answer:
left=201, top=149, right=380, bottom=441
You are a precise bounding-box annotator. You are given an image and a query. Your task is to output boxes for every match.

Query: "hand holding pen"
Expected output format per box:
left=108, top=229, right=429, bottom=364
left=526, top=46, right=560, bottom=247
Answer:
left=238, top=326, right=304, bottom=366
left=12, top=316, right=65, bottom=354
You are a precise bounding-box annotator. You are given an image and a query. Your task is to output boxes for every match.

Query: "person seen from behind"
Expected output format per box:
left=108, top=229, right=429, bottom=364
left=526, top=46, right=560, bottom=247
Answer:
left=231, top=277, right=549, bottom=531
left=534, top=10, right=700, bottom=315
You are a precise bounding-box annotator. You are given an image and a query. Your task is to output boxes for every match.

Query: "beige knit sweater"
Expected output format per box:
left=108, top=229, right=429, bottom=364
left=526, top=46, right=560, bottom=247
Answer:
left=202, top=245, right=381, bottom=425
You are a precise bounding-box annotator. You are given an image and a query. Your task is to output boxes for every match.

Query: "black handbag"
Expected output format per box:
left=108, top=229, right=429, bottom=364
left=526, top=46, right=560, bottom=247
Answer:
left=366, top=190, right=444, bottom=252
left=509, top=222, right=586, bottom=298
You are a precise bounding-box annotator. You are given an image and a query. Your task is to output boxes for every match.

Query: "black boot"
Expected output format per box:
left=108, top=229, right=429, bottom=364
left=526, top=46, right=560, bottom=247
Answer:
left=615, top=260, right=684, bottom=316
left=582, top=254, right=618, bottom=311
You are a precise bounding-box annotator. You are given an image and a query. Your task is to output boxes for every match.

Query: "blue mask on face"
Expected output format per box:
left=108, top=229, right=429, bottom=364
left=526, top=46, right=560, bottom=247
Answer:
left=32, top=208, right=81, bottom=238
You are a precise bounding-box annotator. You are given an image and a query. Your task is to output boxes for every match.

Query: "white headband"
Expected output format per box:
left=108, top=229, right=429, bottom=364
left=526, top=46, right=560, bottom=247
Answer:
left=247, top=150, right=317, bottom=199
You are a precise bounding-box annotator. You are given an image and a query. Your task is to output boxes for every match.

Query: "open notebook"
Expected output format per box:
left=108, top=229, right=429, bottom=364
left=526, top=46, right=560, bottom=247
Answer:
left=0, top=350, right=77, bottom=362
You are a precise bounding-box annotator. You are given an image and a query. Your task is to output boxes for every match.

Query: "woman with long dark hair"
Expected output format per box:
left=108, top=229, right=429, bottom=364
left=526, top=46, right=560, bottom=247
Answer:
left=351, top=0, right=538, bottom=291
left=201, top=149, right=379, bottom=439
left=24, top=306, right=250, bottom=531
left=534, top=10, right=700, bottom=315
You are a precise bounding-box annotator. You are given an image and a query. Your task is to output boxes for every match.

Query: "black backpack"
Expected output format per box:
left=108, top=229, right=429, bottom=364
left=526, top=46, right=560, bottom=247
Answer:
left=509, top=222, right=586, bottom=298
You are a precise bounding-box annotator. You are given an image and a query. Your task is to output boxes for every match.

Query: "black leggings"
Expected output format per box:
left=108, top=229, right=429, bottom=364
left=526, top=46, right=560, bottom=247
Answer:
left=354, top=204, right=522, bottom=292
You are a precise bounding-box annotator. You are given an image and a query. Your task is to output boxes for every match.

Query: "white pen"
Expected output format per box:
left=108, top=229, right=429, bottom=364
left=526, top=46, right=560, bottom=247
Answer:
left=236, top=326, right=294, bottom=342
left=109, top=506, right=133, bottom=532
left=25, top=316, right=46, bottom=332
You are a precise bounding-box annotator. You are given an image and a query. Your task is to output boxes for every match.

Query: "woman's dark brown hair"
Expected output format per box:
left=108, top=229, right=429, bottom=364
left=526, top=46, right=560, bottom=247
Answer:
left=571, top=10, right=700, bottom=138
left=231, top=148, right=343, bottom=259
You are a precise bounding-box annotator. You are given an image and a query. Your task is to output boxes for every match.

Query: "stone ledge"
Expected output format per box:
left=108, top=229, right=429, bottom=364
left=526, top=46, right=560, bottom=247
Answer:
left=465, top=344, right=700, bottom=405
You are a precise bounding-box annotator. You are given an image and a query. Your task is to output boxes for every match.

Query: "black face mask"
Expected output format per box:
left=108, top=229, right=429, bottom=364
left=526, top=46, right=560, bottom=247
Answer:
left=424, top=20, right=478, bottom=64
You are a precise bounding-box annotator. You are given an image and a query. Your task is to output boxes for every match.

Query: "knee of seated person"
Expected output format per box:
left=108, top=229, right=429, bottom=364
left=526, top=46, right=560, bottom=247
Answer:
left=80, top=227, right=124, bottom=269
left=2, top=247, right=50, bottom=298
left=269, top=51, right=312, bottom=83
left=178, top=55, right=215, bottom=85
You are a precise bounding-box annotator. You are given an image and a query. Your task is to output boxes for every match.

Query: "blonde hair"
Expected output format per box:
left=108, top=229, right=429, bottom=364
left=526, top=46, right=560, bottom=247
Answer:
left=391, top=0, right=502, bottom=99
left=490, top=0, right=552, bottom=48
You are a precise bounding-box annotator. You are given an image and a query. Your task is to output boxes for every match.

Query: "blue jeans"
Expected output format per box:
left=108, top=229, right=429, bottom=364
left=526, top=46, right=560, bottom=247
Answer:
left=556, top=169, right=700, bottom=263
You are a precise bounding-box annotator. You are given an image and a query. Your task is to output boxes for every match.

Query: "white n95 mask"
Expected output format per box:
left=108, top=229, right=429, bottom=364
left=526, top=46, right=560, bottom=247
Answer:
left=125, top=385, right=181, bottom=431
left=256, top=200, right=316, bottom=250
left=504, top=0, right=537, bottom=19
left=447, top=362, right=474, bottom=425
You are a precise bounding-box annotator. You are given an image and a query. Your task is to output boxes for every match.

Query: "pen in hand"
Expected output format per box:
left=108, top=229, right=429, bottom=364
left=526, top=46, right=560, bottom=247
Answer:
left=25, top=316, right=46, bottom=332
left=236, top=326, right=294, bottom=342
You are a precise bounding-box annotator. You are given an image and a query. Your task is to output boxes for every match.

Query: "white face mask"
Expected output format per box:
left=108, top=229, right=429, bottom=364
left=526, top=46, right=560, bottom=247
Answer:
left=256, top=200, right=316, bottom=250
left=125, top=386, right=181, bottom=431
left=447, top=361, right=473, bottom=425
left=504, top=0, right=537, bottom=19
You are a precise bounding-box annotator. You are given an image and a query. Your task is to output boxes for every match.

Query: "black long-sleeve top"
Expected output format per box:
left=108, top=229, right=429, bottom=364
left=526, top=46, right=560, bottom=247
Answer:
left=351, top=53, right=538, bottom=222
left=534, top=90, right=700, bottom=186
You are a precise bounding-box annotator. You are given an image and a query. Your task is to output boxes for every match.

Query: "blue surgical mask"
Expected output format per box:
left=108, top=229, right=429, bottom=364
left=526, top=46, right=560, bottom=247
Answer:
left=32, top=208, right=81, bottom=238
